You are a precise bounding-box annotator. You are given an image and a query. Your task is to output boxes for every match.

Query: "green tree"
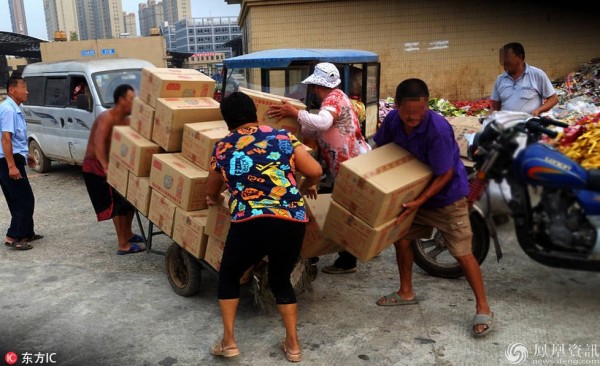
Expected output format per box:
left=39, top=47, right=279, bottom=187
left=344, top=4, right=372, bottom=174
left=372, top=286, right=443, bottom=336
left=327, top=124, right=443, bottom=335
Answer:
left=70, top=31, right=79, bottom=41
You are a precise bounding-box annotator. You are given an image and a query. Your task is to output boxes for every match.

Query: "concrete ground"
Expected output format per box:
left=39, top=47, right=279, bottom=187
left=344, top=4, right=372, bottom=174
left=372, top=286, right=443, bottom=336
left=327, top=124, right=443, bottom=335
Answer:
left=1, top=163, right=599, bottom=366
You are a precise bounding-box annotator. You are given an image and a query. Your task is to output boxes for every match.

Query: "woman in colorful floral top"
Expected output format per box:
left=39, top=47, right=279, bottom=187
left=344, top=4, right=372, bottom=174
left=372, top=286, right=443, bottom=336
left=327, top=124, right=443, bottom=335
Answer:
left=206, top=92, right=322, bottom=362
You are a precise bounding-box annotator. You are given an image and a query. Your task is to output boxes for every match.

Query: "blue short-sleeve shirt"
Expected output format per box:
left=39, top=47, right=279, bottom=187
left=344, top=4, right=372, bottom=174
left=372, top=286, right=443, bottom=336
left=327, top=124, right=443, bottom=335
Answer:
left=491, top=63, right=556, bottom=114
left=373, top=109, right=469, bottom=208
left=0, top=96, right=28, bottom=159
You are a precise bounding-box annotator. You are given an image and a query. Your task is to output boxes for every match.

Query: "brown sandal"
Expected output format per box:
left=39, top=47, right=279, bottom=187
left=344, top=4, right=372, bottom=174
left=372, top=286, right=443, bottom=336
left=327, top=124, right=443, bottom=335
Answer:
left=282, top=341, right=302, bottom=362
left=5, top=240, right=33, bottom=250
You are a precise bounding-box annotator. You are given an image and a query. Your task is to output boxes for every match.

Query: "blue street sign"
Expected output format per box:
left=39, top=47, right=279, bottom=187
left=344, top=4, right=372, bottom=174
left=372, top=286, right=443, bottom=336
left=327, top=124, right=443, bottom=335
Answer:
left=101, top=48, right=116, bottom=55
left=81, top=49, right=96, bottom=57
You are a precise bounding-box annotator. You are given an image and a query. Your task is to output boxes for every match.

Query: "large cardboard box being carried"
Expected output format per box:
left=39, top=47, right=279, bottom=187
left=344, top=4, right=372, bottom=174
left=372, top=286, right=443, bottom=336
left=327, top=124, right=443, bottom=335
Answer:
left=130, top=97, right=155, bottom=140
left=126, top=174, right=151, bottom=216
left=300, top=194, right=343, bottom=259
left=149, top=153, right=209, bottom=211
left=332, top=143, right=432, bottom=227
left=109, top=126, right=162, bottom=177
left=172, top=208, right=209, bottom=259
left=205, top=191, right=231, bottom=243
left=447, top=115, right=482, bottom=159
left=153, top=97, right=223, bottom=152
left=181, top=120, right=229, bottom=170
left=106, top=158, right=129, bottom=197
left=140, top=67, right=215, bottom=108
left=148, top=190, right=177, bottom=237
left=239, top=87, right=306, bottom=136
left=323, top=200, right=416, bottom=261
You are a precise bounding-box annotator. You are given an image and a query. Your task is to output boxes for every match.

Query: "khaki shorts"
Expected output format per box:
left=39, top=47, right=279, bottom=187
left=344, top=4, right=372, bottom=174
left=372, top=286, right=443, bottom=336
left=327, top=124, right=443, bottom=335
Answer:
left=404, top=197, right=472, bottom=257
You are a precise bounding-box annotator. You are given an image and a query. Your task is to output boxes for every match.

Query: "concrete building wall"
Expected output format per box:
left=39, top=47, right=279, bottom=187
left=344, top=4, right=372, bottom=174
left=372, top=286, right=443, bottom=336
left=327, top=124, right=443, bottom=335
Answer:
left=233, top=0, right=600, bottom=100
left=8, top=0, right=28, bottom=35
left=173, top=17, right=241, bottom=58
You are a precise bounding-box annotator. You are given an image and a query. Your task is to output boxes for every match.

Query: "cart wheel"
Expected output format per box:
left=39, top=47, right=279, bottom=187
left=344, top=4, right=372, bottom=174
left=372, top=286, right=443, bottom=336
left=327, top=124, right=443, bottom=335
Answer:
left=165, top=243, right=202, bottom=297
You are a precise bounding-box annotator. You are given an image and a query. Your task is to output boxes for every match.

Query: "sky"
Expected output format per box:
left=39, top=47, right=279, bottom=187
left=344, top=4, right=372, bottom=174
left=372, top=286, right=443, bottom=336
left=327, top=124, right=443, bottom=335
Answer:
left=0, top=0, right=241, bottom=40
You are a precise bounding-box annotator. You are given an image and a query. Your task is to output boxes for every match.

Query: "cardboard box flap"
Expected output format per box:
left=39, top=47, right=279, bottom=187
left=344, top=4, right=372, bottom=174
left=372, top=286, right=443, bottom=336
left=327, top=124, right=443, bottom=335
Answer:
left=156, top=97, right=220, bottom=110
left=239, top=87, right=306, bottom=109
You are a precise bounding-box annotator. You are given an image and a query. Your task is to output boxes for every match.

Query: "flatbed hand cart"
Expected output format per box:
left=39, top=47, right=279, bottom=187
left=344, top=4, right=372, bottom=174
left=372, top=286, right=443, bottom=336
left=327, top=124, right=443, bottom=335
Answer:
left=132, top=208, right=316, bottom=312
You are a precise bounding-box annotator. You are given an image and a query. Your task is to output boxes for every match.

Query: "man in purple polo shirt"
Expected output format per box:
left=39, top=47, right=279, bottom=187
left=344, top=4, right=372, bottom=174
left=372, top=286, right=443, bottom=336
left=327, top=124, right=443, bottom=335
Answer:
left=373, top=79, right=494, bottom=337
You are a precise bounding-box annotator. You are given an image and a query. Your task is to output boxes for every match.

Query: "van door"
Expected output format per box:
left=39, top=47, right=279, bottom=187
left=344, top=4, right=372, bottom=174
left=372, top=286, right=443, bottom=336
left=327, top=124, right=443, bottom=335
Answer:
left=38, top=76, right=71, bottom=162
left=65, top=75, right=94, bottom=164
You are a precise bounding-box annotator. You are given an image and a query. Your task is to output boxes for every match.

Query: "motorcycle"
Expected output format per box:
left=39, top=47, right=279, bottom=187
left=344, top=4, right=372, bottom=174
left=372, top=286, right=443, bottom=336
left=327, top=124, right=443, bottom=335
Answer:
left=413, top=110, right=600, bottom=277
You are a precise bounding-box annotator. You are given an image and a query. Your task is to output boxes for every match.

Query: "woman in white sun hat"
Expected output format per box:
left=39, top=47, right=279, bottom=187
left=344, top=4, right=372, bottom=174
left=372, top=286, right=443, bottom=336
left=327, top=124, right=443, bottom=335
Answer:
left=269, top=62, right=370, bottom=274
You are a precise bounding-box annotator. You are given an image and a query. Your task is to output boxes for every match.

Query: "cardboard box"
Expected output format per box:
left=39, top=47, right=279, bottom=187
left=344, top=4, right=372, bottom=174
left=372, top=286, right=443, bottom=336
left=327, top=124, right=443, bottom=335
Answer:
left=332, top=143, right=432, bottom=227
left=106, top=158, right=129, bottom=197
left=205, top=192, right=231, bottom=243
left=172, top=208, right=209, bottom=259
left=447, top=116, right=482, bottom=158
left=149, top=153, right=209, bottom=211
left=140, top=67, right=215, bottom=108
left=130, top=97, right=155, bottom=140
left=148, top=190, right=177, bottom=237
left=126, top=174, right=151, bottom=216
left=204, top=236, right=225, bottom=272
left=153, top=97, right=223, bottom=152
left=181, top=120, right=229, bottom=170
left=239, top=87, right=306, bottom=136
left=110, top=126, right=162, bottom=177
left=300, top=194, right=343, bottom=259
left=323, top=200, right=415, bottom=262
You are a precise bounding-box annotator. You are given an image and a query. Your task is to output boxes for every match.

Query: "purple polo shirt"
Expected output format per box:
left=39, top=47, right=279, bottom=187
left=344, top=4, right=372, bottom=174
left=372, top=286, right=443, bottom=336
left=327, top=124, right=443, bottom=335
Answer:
left=373, top=109, right=469, bottom=208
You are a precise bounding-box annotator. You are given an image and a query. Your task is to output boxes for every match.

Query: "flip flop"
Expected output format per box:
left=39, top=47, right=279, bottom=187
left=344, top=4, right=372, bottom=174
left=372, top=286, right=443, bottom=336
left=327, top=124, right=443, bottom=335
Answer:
left=210, top=341, right=240, bottom=358
left=281, top=341, right=302, bottom=362
left=128, top=234, right=144, bottom=243
left=376, top=292, right=419, bottom=306
left=116, top=243, right=145, bottom=255
left=472, top=312, right=494, bottom=337
left=5, top=240, right=33, bottom=251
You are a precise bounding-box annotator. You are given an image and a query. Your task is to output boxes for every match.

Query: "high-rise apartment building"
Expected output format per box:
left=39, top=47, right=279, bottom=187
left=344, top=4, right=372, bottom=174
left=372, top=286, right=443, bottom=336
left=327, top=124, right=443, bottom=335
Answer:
left=139, top=0, right=164, bottom=37
left=43, top=0, right=79, bottom=40
left=162, top=0, right=191, bottom=25
left=75, top=0, right=123, bottom=40
left=123, top=12, right=138, bottom=37
left=8, top=0, right=28, bottom=35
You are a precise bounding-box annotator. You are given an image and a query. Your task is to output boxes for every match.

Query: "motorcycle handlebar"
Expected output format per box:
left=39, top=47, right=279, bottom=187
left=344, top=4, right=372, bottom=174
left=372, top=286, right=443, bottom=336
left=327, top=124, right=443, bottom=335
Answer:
left=525, top=120, right=559, bottom=139
left=539, top=116, right=569, bottom=128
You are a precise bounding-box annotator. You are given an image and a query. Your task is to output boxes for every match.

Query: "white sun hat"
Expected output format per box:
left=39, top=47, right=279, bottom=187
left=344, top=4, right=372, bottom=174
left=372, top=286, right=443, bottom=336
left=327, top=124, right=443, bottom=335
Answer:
left=301, top=62, right=341, bottom=88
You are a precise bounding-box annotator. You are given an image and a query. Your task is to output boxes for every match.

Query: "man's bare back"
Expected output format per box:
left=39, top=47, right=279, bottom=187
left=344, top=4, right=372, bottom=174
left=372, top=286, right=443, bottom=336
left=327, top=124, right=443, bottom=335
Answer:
left=85, top=89, right=134, bottom=172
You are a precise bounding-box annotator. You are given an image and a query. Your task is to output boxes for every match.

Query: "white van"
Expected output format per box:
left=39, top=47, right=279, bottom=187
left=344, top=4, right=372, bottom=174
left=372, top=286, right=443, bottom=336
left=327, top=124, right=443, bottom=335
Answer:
left=21, top=58, right=154, bottom=172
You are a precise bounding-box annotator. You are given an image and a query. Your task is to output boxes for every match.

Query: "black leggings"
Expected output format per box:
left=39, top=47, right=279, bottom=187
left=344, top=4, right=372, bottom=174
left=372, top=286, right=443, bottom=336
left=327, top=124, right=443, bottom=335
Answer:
left=217, top=217, right=305, bottom=304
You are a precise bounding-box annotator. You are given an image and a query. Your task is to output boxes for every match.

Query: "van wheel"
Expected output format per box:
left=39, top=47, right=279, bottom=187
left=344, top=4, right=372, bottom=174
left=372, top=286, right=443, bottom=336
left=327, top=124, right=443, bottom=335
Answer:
left=29, top=140, right=51, bottom=173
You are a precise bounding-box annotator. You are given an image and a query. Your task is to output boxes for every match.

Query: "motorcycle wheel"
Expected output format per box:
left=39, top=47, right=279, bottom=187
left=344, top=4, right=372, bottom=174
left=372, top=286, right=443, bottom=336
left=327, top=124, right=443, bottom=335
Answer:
left=412, top=210, right=490, bottom=278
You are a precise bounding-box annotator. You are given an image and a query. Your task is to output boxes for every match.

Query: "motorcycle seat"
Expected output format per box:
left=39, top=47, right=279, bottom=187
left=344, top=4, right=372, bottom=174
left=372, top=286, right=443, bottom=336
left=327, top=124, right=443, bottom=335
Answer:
left=588, top=169, right=600, bottom=191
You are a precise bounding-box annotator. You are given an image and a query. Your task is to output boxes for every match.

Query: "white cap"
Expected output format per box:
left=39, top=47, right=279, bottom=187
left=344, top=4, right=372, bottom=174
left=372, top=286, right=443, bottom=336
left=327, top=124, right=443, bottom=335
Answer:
left=301, top=62, right=341, bottom=88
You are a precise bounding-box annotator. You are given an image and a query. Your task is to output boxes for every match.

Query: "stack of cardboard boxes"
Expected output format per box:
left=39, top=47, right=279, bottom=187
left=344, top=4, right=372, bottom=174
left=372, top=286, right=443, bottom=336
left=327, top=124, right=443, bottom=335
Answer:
left=322, top=143, right=433, bottom=261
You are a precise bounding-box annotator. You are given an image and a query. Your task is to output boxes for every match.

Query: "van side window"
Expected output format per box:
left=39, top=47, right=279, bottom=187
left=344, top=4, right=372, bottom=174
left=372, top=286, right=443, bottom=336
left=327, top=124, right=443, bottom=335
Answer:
left=23, top=77, right=45, bottom=106
left=70, top=76, right=92, bottom=110
left=45, top=78, right=67, bottom=107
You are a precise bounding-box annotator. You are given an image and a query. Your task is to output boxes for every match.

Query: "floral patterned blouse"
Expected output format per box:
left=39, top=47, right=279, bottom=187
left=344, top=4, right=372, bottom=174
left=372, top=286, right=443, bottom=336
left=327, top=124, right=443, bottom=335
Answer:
left=210, top=125, right=307, bottom=223
left=308, top=89, right=370, bottom=178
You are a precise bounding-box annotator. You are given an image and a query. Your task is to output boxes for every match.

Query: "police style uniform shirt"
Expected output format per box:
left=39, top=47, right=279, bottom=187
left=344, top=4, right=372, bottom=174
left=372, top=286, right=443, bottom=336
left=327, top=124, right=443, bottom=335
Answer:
left=491, top=63, right=556, bottom=115
left=0, top=96, right=29, bottom=159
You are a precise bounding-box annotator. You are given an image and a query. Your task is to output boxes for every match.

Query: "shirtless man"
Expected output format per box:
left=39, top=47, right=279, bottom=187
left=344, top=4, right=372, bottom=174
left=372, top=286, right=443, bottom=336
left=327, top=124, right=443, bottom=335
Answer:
left=82, top=84, right=144, bottom=255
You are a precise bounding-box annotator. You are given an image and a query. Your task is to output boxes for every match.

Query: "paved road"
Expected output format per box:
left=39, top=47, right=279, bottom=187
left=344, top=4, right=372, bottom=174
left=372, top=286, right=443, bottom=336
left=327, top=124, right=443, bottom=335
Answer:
left=1, top=163, right=599, bottom=366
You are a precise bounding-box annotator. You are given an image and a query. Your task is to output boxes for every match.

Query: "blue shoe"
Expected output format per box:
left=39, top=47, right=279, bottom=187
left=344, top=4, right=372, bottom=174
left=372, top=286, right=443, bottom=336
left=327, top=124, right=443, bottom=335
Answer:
left=129, top=234, right=144, bottom=243
left=116, top=243, right=145, bottom=255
